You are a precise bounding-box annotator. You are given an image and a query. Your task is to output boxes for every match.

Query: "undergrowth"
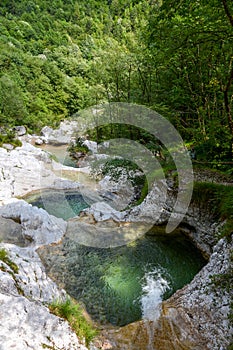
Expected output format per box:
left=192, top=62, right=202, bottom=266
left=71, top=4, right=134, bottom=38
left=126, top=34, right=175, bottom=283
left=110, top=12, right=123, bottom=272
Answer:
left=49, top=298, right=98, bottom=348
left=0, top=131, right=22, bottom=148
left=68, top=137, right=89, bottom=155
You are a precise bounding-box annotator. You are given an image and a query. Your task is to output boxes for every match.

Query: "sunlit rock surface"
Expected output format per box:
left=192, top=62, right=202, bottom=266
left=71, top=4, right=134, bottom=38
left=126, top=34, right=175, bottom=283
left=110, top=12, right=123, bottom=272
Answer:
left=0, top=293, right=86, bottom=350
left=0, top=242, right=88, bottom=350
left=0, top=200, right=66, bottom=246
left=0, top=142, right=81, bottom=203
left=40, top=120, right=78, bottom=144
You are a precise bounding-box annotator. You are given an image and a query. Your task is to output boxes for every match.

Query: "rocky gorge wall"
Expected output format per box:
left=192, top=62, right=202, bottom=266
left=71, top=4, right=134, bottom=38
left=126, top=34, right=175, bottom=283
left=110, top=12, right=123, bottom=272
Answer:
left=0, top=126, right=232, bottom=350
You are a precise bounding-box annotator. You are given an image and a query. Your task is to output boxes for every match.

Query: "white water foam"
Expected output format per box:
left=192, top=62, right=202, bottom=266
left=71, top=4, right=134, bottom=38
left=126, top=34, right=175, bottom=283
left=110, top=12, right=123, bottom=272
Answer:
left=140, top=268, right=170, bottom=321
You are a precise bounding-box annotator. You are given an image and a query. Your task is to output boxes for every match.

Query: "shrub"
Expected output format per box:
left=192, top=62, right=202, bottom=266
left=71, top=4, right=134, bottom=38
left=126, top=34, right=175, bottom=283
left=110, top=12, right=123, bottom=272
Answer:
left=68, top=137, right=89, bottom=155
left=0, top=130, right=22, bottom=148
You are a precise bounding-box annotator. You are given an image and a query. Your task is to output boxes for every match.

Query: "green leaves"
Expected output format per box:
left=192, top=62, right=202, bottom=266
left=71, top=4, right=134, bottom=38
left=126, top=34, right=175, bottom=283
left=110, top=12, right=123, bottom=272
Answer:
left=0, top=74, right=27, bottom=125
left=0, top=0, right=232, bottom=168
left=49, top=298, right=98, bottom=347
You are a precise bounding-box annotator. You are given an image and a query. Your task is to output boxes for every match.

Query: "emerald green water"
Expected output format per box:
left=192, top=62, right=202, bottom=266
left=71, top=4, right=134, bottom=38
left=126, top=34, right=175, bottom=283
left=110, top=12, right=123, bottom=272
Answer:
left=25, top=189, right=90, bottom=220
left=39, top=229, right=206, bottom=326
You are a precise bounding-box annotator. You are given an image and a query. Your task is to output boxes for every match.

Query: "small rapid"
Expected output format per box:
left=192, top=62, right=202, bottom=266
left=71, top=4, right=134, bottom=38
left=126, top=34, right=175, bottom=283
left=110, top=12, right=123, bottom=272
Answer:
left=141, top=269, right=170, bottom=321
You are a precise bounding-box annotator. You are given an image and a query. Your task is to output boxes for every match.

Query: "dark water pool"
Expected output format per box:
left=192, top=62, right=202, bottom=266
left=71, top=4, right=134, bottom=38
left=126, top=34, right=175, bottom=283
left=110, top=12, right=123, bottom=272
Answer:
left=38, top=229, right=206, bottom=326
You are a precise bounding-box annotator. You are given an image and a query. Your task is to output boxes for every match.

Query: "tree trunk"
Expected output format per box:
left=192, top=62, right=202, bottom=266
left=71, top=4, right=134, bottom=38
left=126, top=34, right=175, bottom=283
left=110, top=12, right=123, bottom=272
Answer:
left=221, top=0, right=233, bottom=156
left=223, top=66, right=233, bottom=156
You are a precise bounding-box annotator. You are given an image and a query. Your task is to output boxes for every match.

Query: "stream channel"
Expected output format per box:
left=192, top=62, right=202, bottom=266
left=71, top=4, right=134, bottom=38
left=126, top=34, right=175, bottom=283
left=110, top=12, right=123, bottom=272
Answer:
left=27, top=144, right=206, bottom=327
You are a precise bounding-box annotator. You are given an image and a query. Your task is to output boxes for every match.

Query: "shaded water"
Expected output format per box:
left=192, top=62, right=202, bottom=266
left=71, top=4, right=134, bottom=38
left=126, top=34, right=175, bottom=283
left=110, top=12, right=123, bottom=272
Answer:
left=26, top=189, right=90, bottom=220
left=38, top=230, right=206, bottom=326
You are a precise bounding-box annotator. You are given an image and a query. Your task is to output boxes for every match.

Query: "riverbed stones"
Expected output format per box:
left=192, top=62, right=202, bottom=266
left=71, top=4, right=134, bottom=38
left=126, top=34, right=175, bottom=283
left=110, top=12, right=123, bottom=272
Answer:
left=0, top=142, right=83, bottom=203
left=35, top=137, right=44, bottom=145
left=83, top=201, right=126, bottom=222
left=83, top=139, right=98, bottom=153
left=13, top=125, right=27, bottom=136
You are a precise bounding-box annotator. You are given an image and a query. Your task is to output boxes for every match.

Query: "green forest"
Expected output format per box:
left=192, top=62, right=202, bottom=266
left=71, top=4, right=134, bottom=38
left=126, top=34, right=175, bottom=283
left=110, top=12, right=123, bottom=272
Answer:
left=0, top=0, right=233, bottom=169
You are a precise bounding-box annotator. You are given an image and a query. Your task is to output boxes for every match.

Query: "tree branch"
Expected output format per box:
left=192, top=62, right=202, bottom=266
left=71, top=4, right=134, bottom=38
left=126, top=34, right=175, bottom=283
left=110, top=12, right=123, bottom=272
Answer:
left=221, top=0, right=233, bottom=27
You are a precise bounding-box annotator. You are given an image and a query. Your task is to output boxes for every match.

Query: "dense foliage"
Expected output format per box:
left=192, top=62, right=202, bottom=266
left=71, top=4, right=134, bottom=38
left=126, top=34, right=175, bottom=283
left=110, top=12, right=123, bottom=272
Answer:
left=0, top=0, right=233, bottom=167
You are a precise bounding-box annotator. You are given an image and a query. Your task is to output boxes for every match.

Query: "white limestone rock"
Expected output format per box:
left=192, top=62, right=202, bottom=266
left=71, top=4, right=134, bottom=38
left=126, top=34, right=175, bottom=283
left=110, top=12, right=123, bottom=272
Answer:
left=0, top=200, right=67, bottom=246
left=83, top=201, right=126, bottom=222
left=2, top=143, right=14, bottom=150
left=98, top=174, right=135, bottom=211
left=0, top=143, right=82, bottom=202
left=35, top=138, right=44, bottom=145
left=41, top=121, right=78, bottom=144
left=126, top=180, right=169, bottom=224
left=83, top=139, right=98, bottom=153
left=0, top=216, right=25, bottom=246
left=0, top=243, right=66, bottom=302
left=0, top=293, right=87, bottom=350
left=0, top=240, right=89, bottom=350
left=165, top=237, right=233, bottom=350
left=13, top=125, right=27, bottom=136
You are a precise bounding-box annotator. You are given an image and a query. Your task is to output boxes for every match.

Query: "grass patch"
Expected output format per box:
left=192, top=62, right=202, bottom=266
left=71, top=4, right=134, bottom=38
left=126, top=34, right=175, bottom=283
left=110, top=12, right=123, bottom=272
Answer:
left=0, top=248, right=19, bottom=273
left=49, top=298, right=98, bottom=348
left=0, top=132, right=22, bottom=148
left=192, top=182, right=233, bottom=241
left=135, top=179, right=148, bottom=205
